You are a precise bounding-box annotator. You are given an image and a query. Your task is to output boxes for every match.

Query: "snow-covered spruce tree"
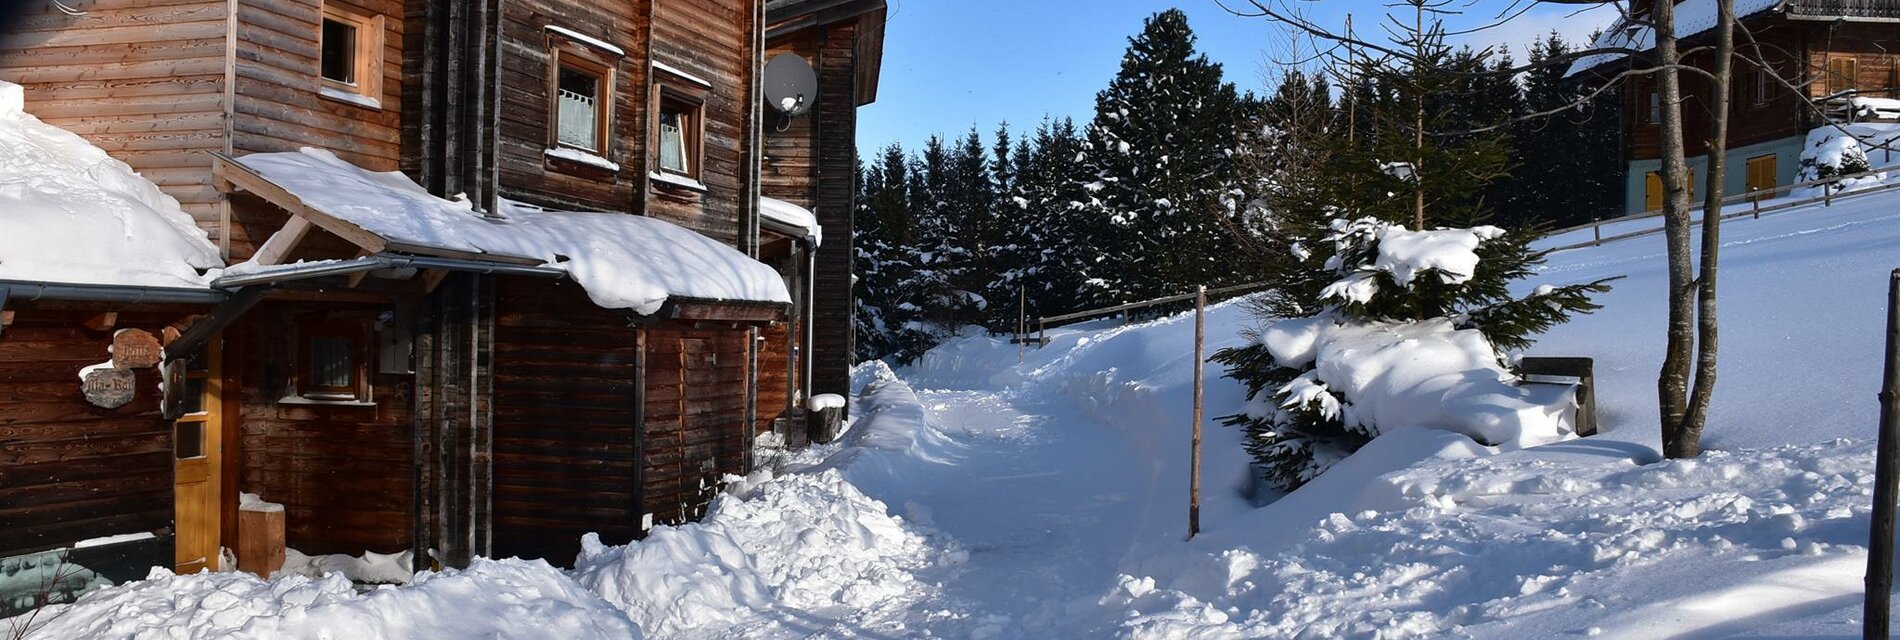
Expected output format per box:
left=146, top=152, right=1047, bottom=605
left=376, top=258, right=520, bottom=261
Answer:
left=891, top=136, right=983, bottom=362
left=853, top=147, right=910, bottom=363
left=1213, top=219, right=1613, bottom=490
left=1079, top=9, right=1252, bottom=300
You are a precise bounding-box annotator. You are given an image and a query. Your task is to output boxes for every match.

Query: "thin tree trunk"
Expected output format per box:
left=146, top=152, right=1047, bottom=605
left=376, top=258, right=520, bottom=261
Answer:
left=1679, top=0, right=1735, bottom=458
left=1413, top=2, right=1428, bottom=231
left=1654, top=0, right=1698, bottom=458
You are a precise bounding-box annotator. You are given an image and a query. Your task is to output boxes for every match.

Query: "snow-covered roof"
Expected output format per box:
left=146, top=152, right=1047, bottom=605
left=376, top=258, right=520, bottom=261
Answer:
left=759, top=196, right=822, bottom=246
left=226, top=148, right=790, bottom=315
left=0, top=81, right=222, bottom=289
left=1565, top=0, right=1783, bottom=78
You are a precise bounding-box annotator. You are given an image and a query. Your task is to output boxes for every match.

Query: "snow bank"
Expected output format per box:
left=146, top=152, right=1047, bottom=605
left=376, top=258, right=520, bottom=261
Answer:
left=280, top=548, right=415, bottom=585
left=0, top=80, right=221, bottom=288
left=1797, top=123, right=1900, bottom=197
left=14, top=558, right=642, bottom=640
left=572, top=441, right=936, bottom=637
left=229, top=149, right=790, bottom=315
left=1263, top=317, right=1574, bottom=448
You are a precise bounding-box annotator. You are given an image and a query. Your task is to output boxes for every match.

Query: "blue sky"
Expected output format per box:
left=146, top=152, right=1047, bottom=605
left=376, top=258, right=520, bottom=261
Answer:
left=856, top=0, right=1620, bottom=154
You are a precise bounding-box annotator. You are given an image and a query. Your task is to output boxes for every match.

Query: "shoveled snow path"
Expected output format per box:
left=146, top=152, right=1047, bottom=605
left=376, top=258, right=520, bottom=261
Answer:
left=864, top=387, right=1160, bottom=637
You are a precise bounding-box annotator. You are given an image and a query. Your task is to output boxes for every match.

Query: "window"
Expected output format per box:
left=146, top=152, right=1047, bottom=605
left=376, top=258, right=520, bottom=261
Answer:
left=1647, top=89, right=1662, bottom=125
left=1829, top=56, right=1860, bottom=95
left=654, top=90, right=704, bottom=179
left=173, top=345, right=217, bottom=461
left=1753, top=64, right=1773, bottom=107
left=320, top=3, right=384, bottom=107
left=547, top=43, right=614, bottom=159
left=299, top=321, right=367, bottom=401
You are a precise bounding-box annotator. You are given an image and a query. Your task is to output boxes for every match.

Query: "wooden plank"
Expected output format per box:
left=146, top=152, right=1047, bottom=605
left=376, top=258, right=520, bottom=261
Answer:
left=211, top=154, right=391, bottom=255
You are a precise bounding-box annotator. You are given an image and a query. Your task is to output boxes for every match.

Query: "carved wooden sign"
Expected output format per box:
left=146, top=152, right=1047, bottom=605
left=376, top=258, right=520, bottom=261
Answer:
left=113, top=329, right=162, bottom=369
left=81, top=367, right=137, bottom=410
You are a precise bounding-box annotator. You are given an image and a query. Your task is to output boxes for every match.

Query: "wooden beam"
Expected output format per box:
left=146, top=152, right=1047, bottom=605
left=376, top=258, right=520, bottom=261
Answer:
left=0, top=285, right=11, bottom=337
left=421, top=269, right=451, bottom=293
left=211, top=153, right=390, bottom=256
left=250, top=216, right=313, bottom=266
left=162, top=286, right=269, bottom=361
left=82, top=312, right=119, bottom=332
left=345, top=250, right=375, bottom=288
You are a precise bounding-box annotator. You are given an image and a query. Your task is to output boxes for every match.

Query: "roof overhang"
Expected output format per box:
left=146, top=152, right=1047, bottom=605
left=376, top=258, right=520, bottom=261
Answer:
left=766, top=0, right=885, bottom=106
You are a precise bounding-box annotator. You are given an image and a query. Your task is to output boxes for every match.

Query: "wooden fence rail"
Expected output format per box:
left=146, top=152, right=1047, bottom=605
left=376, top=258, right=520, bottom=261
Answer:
left=1033, top=280, right=1275, bottom=336
left=1547, top=162, right=1900, bottom=254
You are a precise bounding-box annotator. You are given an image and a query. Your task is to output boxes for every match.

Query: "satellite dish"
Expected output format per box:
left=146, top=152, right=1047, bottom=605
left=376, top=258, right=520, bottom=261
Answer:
left=764, top=54, right=818, bottom=117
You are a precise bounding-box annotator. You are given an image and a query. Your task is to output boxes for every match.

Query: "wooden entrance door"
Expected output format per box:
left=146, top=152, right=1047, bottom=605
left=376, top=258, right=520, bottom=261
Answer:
left=174, top=341, right=223, bottom=572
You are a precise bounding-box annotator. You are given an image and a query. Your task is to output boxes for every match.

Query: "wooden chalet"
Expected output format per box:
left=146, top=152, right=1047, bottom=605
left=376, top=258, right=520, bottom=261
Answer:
left=0, top=0, right=885, bottom=613
left=1573, top=0, right=1900, bottom=214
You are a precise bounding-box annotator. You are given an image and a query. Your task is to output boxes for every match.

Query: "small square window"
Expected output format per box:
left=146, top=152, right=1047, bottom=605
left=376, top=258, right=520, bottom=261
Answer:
left=299, top=321, right=365, bottom=400
left=175, top=422, right=205, bottom=460
left=655, top=92, right=703, bottom=178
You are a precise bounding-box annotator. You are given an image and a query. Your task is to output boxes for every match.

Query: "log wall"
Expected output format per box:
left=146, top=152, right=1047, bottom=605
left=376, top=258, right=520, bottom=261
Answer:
left=489, top=278, right=641, bottom=566
left=647, top=0, right=758, bottom=244
left=809, top=22, right=859, bottom=402
left=0, top=305, right=183, bottom=560
left=494, top=0, right=650, bottom=213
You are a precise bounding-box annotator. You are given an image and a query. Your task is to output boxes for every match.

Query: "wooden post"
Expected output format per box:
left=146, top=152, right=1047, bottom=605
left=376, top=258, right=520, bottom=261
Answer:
left=1867, top=268, right=1900, bottom=639
left=1189, top=285, right=1205, bottom=540
left=1592, top=218, right=1602, bottom=246
left=1019, top=286, right=1026, bottom=363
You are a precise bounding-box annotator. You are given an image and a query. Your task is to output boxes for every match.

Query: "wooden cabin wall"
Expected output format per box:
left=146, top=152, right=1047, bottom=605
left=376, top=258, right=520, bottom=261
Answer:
left=761, top=31, right=820, bottom=209
left=756, top=321, right=795, bottom=436
left=647, top=0, right=759, bottom=245
left=495, top=0, right=650, bottom=213
left=232, top=303, right=413, bottom=556
left=0, top=306, right=180, bottom=560
left=0, top=2, right=231, bottom=251
left=810, top=22, right=860, bottom=402
left=644, top=324, right=751, bottom=525
left=226, top=0, right=404, bottom=258
left=489, top=278, right=641, bottom=566
left=1806, top=22, right=1900, bottom=100
left=1624, top=19, right=1810, bottom=161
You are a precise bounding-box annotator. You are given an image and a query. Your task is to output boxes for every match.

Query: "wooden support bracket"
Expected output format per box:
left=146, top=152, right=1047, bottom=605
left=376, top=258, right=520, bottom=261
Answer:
left=0, top=285, right=9, bottom=337
left=421, top=269, right=451, bottom=293
left=82, top=312, right=119, bottom=332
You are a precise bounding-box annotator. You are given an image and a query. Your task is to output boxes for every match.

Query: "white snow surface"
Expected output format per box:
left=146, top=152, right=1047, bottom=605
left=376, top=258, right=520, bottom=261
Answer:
left=0, top=80, right=221, bottom=288
left=1370, top=224, right=1504, bottom=286
left=13, top=560, right=642, bottom=640
left=228, top=148, right=789, bottom=315
left=759, top=196, right=822, bottom=246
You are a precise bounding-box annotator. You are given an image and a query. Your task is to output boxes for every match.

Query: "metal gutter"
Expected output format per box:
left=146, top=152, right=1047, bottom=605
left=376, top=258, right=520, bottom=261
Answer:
left=0, top=279, right=227, bottom=305
left=211, top=254, right=566, bottom=289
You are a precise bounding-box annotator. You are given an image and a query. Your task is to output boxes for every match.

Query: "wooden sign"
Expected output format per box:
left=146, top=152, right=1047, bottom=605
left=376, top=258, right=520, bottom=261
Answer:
left=81, top=367, right=137, bottom=410
left=112, top=330, right=162, bottom=369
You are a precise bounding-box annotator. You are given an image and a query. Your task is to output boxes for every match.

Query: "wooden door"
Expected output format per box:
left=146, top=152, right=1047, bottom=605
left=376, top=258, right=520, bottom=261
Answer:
left=174, top=341, right=223, bottom=573
left=1747, top=155, right=1778, bottom=199
left=1645, top=172, right=1664, bottom=211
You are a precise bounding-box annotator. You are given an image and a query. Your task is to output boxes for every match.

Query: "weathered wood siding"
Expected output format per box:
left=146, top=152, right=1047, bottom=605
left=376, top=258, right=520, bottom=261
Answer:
left=761, top=31, right=819, bottom=210
left=0, top=2, right=231, bottom=249
left=232, top=303, right=413, bottom=556
left=756, top=319, right=795, bottom=436
left=643, top=324, right=750, bottom=525
left=495, top=0, right=650, bottom=212
left=647, top=0, right=757, bottom=244
left=0, top=305, right=181, bottom=560
left=809, top=22, right=859, bottom=401
left=490, top=278, right=641, bottom=566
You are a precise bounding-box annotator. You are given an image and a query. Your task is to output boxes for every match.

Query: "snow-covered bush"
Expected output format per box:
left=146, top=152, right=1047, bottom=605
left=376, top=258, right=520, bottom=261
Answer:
left=1214, top=218, right=1612, bottom=490
left=1798, top=131, right=1870, bottom=183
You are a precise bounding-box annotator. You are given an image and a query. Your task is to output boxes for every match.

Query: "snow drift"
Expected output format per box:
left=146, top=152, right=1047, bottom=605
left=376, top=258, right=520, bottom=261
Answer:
left=0, top=80, right=222, bottom=288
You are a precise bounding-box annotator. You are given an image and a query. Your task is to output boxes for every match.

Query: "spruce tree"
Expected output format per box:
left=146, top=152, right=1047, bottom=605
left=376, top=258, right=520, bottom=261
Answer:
left=1078, top=9, right=1250, bottom=300
left=853, top=145, right=912, bottom=362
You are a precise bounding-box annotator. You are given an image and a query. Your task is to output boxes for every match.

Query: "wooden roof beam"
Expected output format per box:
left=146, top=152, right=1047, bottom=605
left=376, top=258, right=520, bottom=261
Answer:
left=211, top=152, right=390, bottom=257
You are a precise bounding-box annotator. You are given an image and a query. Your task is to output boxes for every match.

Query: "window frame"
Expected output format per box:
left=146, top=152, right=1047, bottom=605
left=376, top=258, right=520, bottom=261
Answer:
left=1828, top=56, right=1860, bottom=96
left=651, top=76, right=708, bottom=183
left=1646, top=87, right=1662, bottom=125
left=548, top=43, right=616, bottom=157
left=319, top=2, right=385, bottom=107
left=1752, top=62, right=1774, bottom=108
left=297, top=319, right=369, bottom=402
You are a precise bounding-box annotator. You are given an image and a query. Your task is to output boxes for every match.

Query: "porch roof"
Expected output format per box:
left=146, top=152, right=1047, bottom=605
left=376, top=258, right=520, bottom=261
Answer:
left=213, top=148, right=792, bottom=316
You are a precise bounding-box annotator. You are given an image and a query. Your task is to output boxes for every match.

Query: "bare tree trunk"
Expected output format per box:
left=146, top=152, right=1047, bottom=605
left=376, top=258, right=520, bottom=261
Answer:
left=1412, top=2, right=1428, bottom=231
left=1675, top=0, right=1736, bottom=458
left=1654, top=0, right=1699, bottom=458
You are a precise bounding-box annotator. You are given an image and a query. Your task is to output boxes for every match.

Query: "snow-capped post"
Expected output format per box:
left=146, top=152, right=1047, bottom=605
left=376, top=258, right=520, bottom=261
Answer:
left=1866, top=268, right=1900, bottom=639
left=1189, top=284, right=1205, bottom=540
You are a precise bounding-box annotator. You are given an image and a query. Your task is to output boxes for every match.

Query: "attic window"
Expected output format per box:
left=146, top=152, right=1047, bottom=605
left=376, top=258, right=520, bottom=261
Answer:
left=319, top=3, right=385, bottom=108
